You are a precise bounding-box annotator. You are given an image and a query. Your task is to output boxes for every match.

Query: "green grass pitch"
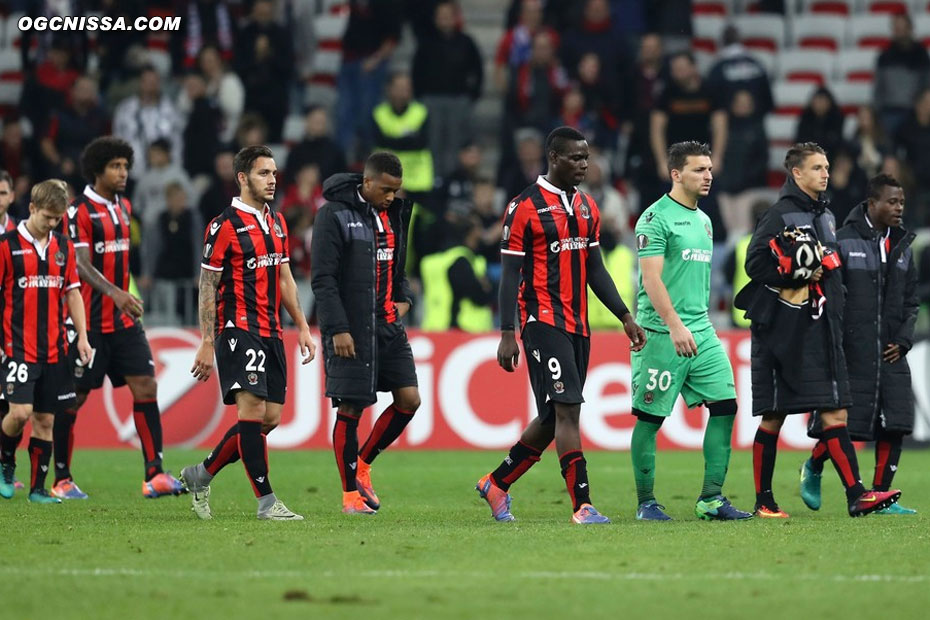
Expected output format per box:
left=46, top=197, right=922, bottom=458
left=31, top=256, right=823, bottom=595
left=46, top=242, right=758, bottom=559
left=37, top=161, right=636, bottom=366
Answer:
left=3, top=449, right=929, bottom=619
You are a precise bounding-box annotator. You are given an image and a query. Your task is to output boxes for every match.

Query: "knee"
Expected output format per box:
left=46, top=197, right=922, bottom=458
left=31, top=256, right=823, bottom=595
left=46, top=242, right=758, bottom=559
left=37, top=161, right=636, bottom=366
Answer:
left=555, top=404, right=581, bottom=426
left=397, top=393, right=421, bottom=414
left=261, top=422, right=278, bottom=435
left=760, top=414, right=784, bottom=433
left=72, top=392, right=88, bottom=411
left=32, top=413, right=53, bottom=434
left=820, top=408, right=847, bottom=427
left=131, top=377, right=158, bottom=401
left=707, top=399, right=737, bottom=418
left=337, top=403, right=363, bottom=419
left=8, top=408, right=30, bottom=426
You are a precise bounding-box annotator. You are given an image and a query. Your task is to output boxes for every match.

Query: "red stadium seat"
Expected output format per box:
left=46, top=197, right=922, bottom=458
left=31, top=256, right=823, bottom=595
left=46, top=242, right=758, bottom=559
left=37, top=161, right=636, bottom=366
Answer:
left=692, top=15, right=726, bottom=53
left=765, top=114, right=800, bottom=147
left=777, top=50, right=836, bottom=85
left=734, top=14, right=786, bottom=51
left=836, top=49, right=878, bottom=82
left=848, top=14, right=893, bottom=49
left=692, top=0, right=733, bottom=15
left=830, top=81, right=872, bottom=115
left=792, top=17, right=845, bottom=52
left=772, top=80, right=817, bottom=115
left=799, top=0, right=855, bottom=15
left=862, top=1, right=910, bottom=14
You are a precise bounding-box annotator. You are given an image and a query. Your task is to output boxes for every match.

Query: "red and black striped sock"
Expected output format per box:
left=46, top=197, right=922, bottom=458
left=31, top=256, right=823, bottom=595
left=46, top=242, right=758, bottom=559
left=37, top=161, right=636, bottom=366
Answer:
left=0, top=425, right=21, bottom=464
left=333, top=414, right=359, bottom=492
left=490, top=441, right=542, bottom=491
left=132, top=400, right=164, bottom=481
left=28, top=437, right=52, bottom=492
left=822, top=424, right=866, bottom=503
left=873, top=434, right=903, bottom=492
left=559, top=450, right=590, bottom=512
left=810, top=439, right=828, bottom=473
left=203, top=423, right=240, bottom=476
left=53, top=410, right=77, bottom=483
left=359, top=404, right=414, bottom=465
left=237, top=420, right=272, bottom=497
left=752, top=427, right=779, bottom=508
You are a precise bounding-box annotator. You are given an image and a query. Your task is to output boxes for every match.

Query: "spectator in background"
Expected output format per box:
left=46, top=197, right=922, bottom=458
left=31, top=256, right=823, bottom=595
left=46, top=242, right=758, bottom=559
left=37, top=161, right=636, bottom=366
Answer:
left=556, top=88, right=596, bottom=142
left=284, top=106, right=347, bottom=186
left=560, top=0, right=625, bottom=80
left=851, top=106, right=890, bottom=179
left=112, top=66, right=182, bottom=178
left=646, top=0, right=692, bottom=53
left=188, top=44, right=244, bottom=144
left=718, top=90, right=769, bottom=244
left=504, top=0, right=577, bottom=31
left=198, top=148, right=237, bottom=223
left=373, top=72, right=435, bottom=197
left=93, top=0, right=145, bottom=92
left=0, top=119, right=40, bottom=197
left=179, top=72, right=222, bottom=181
left=875, top=12, right=930, bottom=139
left=0, top=170, right=15, bottom=231
left=895, top=88, right=930, bottom=227
left=576, top=52, right=622, bottom=150
left=494, top=0, right=559, bottom=93
left=825, top=148, right=868, bottom=226
left=506, top=30, right=568, bottom=134
left=20, top=37, right=82, bottom=131
left=625, top=33, right=664, bottom=210
left=173, top=0, right=235, bottom=71
left=335, top=0, right=402, bottom=162
left=650, top=52, right=727, bottom=182
left=437, top=142, right=483, bottom=220
left=470, top=176, right=504, bottom=270
left=40, top=76, right=109, bottom=188
left=579, top=152, right=630, bottom=248
left=234, top=113, right=268, bottom=151
left=707, top=25, right=773, bottom=120
left=499, top=127, right=544, bottom=200
left=794, top=87, right=844, bottom=160
left=133, top=138, right=195, bottom=230
left=281, top=163, right=325, bottom=225
left=412, top=0, right=484, bottom=178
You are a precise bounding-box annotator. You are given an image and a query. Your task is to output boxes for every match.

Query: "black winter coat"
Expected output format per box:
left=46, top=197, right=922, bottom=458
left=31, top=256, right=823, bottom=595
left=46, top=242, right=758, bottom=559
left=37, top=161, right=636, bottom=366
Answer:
left=736, top=178, right=851, bottom=415
left=835, top=203, right=917, bottom=439
left=310, top=173, right=413, bottom=405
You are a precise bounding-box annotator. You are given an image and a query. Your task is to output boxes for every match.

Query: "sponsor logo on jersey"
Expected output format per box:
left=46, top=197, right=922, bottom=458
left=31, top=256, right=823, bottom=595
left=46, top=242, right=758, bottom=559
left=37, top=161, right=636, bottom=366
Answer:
left=549, top=237, right=589, bottom=253
left=246, top=253, right=284, bottom=269
left=210, top=221, right=221, bottom=235
left=18, top=275, right=65, bottom=289
left=636, top=234, right=649, bottom=250
left=848, top=251, right=867, bottom=258
left=347, top=221, right=363, bottom=228
left=236, top=224, right=256, bottom=233
left=11, top=249, right=32, bottom=256
left=681, top=248, right=712, bottom=263
left=673, top=221, right=691, bottom=226
left=536, top=204, right=560, bottom=214
left=377, top=247, right=394, bottom=262
left=508, top=201, right=518, bottom=215
left=203, top=243, right=213, bottom=259
left=93, top=239, right=130, bottom=254
left=502, top=225, right=511, bottom=241
left=644, top=211, right=655, bottom=223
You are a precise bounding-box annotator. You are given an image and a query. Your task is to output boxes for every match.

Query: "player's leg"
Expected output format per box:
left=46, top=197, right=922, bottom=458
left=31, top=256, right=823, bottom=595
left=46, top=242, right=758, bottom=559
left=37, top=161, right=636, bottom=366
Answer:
left=872, top=428, right=915, bottom=514
left=800, top=439, right=828, bottom=511
left=753, top=413, right=784, bottom=513
left=249, top=400, right=301, bottom=520
left=26, top=412, right=59, bottom=504
left=0, top=399, right=23, bottom=491
left=0, top=402, right=31, bottom=498
left=125, top=374, right=182, bottom=497
left=51, top=400, right=84, bottom=498
left=553, top=402, right=606, bottom=524
left=333, top=401, right=376, bottom=515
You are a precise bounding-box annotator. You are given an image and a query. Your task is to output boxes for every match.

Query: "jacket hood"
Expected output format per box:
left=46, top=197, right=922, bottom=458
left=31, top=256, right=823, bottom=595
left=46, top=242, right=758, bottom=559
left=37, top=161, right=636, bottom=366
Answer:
left=778, top=176, right=829, bottom=213
left=843, top=200, right=910, bottom=243
left=322, top=173, right=363, bottom=203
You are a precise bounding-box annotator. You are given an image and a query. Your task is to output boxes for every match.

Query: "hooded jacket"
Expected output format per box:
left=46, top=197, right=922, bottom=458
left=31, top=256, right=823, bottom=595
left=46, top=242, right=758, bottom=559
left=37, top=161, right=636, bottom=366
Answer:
left=310, top=173, right=413, bottom=404
left=836, top=202, right=917, bottom=439
left=735, top=177, right=850, bottom=415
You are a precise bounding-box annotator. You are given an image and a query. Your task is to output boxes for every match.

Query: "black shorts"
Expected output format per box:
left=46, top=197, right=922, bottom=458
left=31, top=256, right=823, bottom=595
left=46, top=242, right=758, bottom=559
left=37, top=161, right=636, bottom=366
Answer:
left=521, top=322, right=590, bottom=423
left=3, top=358, right=76, bottom=412
left=75, top=324, right=155, bottom=391
left=330, top=322, right=418, bottom=409
left=215, top=328, right=287, bottom=405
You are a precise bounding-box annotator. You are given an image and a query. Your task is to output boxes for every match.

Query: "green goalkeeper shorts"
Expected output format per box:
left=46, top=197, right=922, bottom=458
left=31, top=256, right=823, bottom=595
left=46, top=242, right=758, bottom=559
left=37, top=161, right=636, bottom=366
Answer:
left=631, top=326, right=736, bottom=417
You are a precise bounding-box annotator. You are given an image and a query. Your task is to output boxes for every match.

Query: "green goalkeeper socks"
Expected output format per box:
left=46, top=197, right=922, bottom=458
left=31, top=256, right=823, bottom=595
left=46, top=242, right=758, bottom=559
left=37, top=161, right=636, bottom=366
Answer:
left=701, top=414, right=735, bottom=499
left=631, top=419, right=661, bottom=505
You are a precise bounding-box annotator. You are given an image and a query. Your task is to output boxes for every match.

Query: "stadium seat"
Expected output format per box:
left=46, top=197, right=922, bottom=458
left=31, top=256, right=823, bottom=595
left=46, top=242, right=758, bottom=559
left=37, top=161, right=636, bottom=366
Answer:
left=734, top=14, right=786, bottom=51
left=777, top=50, right=836, bottom=84
left=830, top=81, right=872, bottom=114
left=0, top=49, right=22, bottom=81
left=792, top=16, right=845, bottom=51
left=692, top=0, right=734, bottom=15
left=848, top=14, right=893, bottom=49
left=798, top=0, right=855, bottom=15
left=692, top=15, right=726, bottom=52
left=0, top=80, right=23, bottom=107
left=3, top=13, right=25, bottom=50
left=767, top=145, right=788, bottom=187
left=836, top=48, right=878, bottom=82
left=282, top=114, right=305, bottom=144
left=694, top=50, right=716, bottom=75
left=747, top=49, right=777, bottom=76
left=862, top=0, right=910, bottom=14
left=914, top=14, right=930, bottom=47
left=765, top=114, right=799, bottom=146
left=772, top=80, right=817, bottom=115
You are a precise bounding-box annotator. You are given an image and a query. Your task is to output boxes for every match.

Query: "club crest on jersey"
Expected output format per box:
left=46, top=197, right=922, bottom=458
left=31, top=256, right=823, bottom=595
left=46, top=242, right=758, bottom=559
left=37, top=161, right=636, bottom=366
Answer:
left=553, top=381, right=565, bottom=394
left=644, top=391, right=654, bottom=404
left=705, top=223, right=713, bottom=239
left=6, top=384, right=12, bottom=395
left=54, top=251, right=65, bottom=266
left=247, top=372, right=259, bottom=386
left=637, top=234, right=649, bottom=250
left=274, top=223, right=284, bottom=238
left=580, top=204, right=590, bottom=219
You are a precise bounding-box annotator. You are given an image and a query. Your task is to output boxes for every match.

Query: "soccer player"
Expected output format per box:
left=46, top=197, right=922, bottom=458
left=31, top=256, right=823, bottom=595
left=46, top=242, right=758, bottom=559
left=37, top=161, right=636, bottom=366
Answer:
left=737, top=142, right=901, bottom=517
left=181, top=145, right=315, bottom=521
left=51, top=136, right=184, bottom=500
left=475, top=126, right=646, bottom=524
left=629, top=142, right=750, bottom=521
left=0, top=180, right=92, bottom=502
left=800, top=174, right=918, bottom=515
left=0, top=170, right=16, bottom=232
left=311, top=152, right=421, bottom=516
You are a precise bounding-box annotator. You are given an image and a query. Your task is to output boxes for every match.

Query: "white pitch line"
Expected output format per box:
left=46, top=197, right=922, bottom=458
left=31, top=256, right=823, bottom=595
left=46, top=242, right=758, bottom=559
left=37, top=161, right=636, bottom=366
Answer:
left=0, top=566, right=926, bottom=584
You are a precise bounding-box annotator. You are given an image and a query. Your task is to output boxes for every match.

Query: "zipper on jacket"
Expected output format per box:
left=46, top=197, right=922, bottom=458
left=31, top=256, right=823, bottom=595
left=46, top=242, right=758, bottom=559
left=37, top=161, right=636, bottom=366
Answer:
left=369, top=208, right=377, bottom=396
left=873, top=234, right=883, bottom=422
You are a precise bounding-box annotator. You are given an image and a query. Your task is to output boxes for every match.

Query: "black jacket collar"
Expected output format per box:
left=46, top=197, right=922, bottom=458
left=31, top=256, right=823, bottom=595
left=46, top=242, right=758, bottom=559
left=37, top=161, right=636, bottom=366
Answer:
left=778, top=177, right=830, bottom=215
left=322, top=172, right=410, bottom=215
left=843, top=201, right=909, bottom=246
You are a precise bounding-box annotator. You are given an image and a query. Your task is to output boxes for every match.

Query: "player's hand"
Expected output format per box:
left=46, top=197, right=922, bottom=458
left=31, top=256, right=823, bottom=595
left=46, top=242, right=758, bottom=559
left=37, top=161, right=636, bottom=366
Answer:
left=622, top=314, right=647, bottom=352
left=191, top=341, right=214, bottom=381
left=497, top=331, right=520, bottom=372
left=298, top=327, right=316, bottom=364
left=883, top=343, right=902, bottom=364
left=333, top=332, right=356, bottom=358
left=395, top=301, right=410, bottom=318
left=76, top=335, right=92, bottom=366
left=810, top=267, right=824, bottom=282
left=670, top=322, right=697, bottom=357
left=114, top=289, right=144, bottom=318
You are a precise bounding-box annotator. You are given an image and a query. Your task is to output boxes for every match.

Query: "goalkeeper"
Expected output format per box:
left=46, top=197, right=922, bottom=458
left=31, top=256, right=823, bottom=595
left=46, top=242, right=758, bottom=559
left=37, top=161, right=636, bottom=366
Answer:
left=734, top=142, right=901, bottom=518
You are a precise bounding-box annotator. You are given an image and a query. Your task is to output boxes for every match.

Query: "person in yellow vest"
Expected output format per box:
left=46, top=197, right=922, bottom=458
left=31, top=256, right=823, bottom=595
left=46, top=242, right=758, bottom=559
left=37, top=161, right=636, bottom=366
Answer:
left=724, top=198, right=770, bottom=328
left=587, top=239, right=637, bottom=330
left=372, top=72, right=435, bottom=198
left=421, top=214, right=494, bottom=332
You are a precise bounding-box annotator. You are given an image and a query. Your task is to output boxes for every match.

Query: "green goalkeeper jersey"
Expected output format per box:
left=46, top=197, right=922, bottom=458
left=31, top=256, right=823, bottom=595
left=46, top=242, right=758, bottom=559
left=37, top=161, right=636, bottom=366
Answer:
left=634, top=193, right=714, bottom=333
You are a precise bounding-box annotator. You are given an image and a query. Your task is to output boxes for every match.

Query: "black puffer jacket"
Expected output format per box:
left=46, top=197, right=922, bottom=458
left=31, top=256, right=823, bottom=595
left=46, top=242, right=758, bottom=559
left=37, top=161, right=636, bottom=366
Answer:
left=836, top=202, right=917, bottom=439
left=310, top=173, right=413, bottom=404
left=736, top=177, right=850, bottom=415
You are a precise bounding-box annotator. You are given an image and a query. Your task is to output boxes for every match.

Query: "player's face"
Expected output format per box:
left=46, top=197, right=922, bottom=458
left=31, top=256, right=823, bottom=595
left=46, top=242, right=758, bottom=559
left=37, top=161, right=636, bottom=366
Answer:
left=794, top=153, right=830, bottom=195
left=674, top=155, right=713, bottom=197
left=362, top=172, right=403, bottom=210
left=870, top=185, right=905, bottom=228
left=550, top=140, right=589, bottom=187
left=28, top=205, right=64, bottom=236
left=0, top=180, right=13, bottom=214
left=244, top=156, right=277, bottom=203
left=99, top=157, right=130, bottom=194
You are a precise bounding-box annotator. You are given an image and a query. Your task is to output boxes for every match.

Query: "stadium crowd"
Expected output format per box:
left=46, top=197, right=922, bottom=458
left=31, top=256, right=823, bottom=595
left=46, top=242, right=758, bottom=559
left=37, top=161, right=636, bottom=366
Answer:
left=1, top=0, right=930, bottom=329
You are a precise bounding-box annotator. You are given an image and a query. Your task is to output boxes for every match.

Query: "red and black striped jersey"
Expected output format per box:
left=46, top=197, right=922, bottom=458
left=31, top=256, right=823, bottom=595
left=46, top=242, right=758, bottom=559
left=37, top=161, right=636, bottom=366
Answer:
left=202, top=198, right=290, bottom=339
left=500, top=175, right=601, bottom=337
left=68, top=185, right=135, bottom=333
left=0, top=222, right=80, bottom=363
left=0, top=214, right=15, bottom=233
left=374, top=209, right=398, bottom=324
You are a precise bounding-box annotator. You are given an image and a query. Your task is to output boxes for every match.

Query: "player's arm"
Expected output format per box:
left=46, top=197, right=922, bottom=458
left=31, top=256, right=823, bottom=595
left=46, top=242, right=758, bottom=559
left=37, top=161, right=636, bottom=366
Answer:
left=587, top=246, right=645, bottom=351
left=640, top=255, right=697, bottom=357
left=310, top=205, right=354, bottom=358
left=745, top=208, right=807, bottom=288
left=497, top=253, right=522, bottom=372
left=191, top=267, right=221, bottom=381
left=65, top=288, right=92, bottom=365
left=74, top=244, right=143, bottom=318
left=279, top=261, right=316, bottom=365
left=649, top=110, right=669, bottom=180
left=710, top=109, right=728, bottom=173
left=392, top=204, right=415, bottom=319
left=886, top=252, right=920, bottom=363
